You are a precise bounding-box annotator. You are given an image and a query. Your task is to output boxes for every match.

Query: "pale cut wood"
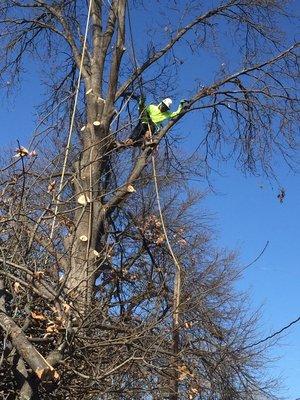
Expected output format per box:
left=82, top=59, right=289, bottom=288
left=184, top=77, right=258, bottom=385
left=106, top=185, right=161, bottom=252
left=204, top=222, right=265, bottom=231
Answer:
left=0, top=312, right=59, bottom=381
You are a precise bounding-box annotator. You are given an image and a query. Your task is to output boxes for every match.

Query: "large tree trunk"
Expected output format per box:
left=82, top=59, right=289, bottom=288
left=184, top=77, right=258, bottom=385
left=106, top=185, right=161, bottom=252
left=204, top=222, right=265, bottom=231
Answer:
left=65, top=97, right=107, bottom=314
left=64, top=0, right=126, bottom=316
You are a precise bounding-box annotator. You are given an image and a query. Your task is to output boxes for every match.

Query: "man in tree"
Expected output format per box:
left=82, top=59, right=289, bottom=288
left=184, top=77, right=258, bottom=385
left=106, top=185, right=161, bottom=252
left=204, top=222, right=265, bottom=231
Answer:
left=126, top=96, right=189, bottom=145
left=0, top=1, right=299, bottom=399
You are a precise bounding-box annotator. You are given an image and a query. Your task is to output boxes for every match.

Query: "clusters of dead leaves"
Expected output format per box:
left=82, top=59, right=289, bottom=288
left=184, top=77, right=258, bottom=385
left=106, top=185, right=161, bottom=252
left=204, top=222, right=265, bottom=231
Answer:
left=139, top=215, right=188, bottom=247
left=30, top=303, right=71, bottom=338
left=173, top=227, right=187, bottom=246
left=177, top=365, right=201, bottom=399
left=102, top=268, right=138, bottom=284
left=47, top=180, right=56, bottom=194
left=13, top=271, right=45, bottom=295
left=14, top=146, right=37, bottom=158
left=139, top=214, right=165, bottom=245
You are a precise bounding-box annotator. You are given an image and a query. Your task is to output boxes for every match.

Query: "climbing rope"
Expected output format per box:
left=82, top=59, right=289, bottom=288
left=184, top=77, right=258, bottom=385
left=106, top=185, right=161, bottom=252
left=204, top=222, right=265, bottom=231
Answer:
left=149, top=127, right=182, bottom=325
left=127, top=3, right=182, bottom=324
left=49, top=0, right=93, bottom=242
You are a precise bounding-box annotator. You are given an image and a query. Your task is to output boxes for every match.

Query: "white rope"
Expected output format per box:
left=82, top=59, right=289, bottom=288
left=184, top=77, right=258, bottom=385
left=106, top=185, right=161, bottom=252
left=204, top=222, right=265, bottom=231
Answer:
left=49, top=0, right=93, bottom=241
left=151, top=156, right=181, bottom=276
left=149, top=126, right=182, bottom=326
left=126, top=5, right=182, bottom=296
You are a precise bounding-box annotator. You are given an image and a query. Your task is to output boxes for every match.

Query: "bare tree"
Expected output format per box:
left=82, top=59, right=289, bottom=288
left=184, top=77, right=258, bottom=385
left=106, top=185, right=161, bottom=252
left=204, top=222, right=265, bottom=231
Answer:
left=0, top=0, right=299, bottom=399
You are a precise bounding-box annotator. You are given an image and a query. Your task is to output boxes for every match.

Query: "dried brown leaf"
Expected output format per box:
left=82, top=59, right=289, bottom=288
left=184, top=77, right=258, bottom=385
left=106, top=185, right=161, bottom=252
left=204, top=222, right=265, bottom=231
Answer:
left=31, top=311, right=47, bottom=321
left=13, top=282, right=21, bottom=293
left=47, top=180, right=56, bottom=194
left=33, top=271, right=45, bottom=280
left=15, top=146, right=29, bottom=157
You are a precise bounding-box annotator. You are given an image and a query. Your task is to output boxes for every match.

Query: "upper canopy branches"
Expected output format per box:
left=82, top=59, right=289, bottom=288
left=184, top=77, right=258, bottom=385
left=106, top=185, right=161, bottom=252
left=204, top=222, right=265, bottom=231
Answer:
left=0, top=0, right=298, bottom=174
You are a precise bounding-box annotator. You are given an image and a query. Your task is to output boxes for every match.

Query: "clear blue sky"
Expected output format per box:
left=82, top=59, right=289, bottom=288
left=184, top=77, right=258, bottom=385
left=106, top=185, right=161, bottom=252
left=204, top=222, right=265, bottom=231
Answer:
left=204, top=165, right=300, bottom=399
left=1, top=2, right=299, bottom=398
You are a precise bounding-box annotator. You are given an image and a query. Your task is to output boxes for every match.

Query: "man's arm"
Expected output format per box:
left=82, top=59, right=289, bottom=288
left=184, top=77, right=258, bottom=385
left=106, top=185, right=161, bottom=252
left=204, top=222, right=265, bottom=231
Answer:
left=138, top=95, right=146, bottom=114
left=168, top=100, right=188, bottom=118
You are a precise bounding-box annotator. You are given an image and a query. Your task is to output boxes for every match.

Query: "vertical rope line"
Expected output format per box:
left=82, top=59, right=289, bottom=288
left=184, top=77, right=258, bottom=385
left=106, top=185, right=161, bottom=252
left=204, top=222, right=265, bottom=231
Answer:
left=128, top=2, right=182, bottom=325
left=149, top=127, right=182, bottom=325
left=127, top=5, right=182, bottom=277
left=49, top=0, right=93, bottom=241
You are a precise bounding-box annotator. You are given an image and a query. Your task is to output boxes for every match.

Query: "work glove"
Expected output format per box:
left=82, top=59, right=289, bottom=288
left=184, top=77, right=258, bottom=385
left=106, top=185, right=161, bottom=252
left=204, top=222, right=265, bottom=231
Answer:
left=180, top=99, right=190, bottom=107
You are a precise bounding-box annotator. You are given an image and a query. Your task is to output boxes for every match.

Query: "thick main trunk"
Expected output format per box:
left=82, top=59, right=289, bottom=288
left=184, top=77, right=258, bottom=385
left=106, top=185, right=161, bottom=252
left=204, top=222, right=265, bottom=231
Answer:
left=63, top=0, right=127, bottom=315
left=65, top=93, right=111, bottom=315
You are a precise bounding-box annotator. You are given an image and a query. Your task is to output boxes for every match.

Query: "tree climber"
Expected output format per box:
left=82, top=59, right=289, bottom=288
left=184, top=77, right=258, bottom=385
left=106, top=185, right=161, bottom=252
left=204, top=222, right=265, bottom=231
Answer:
left=123, top=96, right=189, bottom=146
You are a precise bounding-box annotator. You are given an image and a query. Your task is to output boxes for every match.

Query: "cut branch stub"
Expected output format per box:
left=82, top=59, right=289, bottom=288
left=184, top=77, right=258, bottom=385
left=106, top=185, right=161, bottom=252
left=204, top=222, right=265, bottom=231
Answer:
left=127, top=184, right=136, bottom=193
left=77, top=193, right=91, bottom=205
left=0, top=311, right=59, bottom=381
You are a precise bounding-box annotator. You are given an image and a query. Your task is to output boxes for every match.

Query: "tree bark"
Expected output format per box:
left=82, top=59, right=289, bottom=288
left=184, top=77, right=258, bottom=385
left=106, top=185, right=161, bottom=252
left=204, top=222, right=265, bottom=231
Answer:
left=0, top=312, right=59, bottom=381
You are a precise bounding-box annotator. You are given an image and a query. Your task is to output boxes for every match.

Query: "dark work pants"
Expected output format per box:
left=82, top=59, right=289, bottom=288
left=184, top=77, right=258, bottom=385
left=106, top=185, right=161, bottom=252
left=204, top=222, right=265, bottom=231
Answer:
left=130, top=121, right=156, bottom=141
